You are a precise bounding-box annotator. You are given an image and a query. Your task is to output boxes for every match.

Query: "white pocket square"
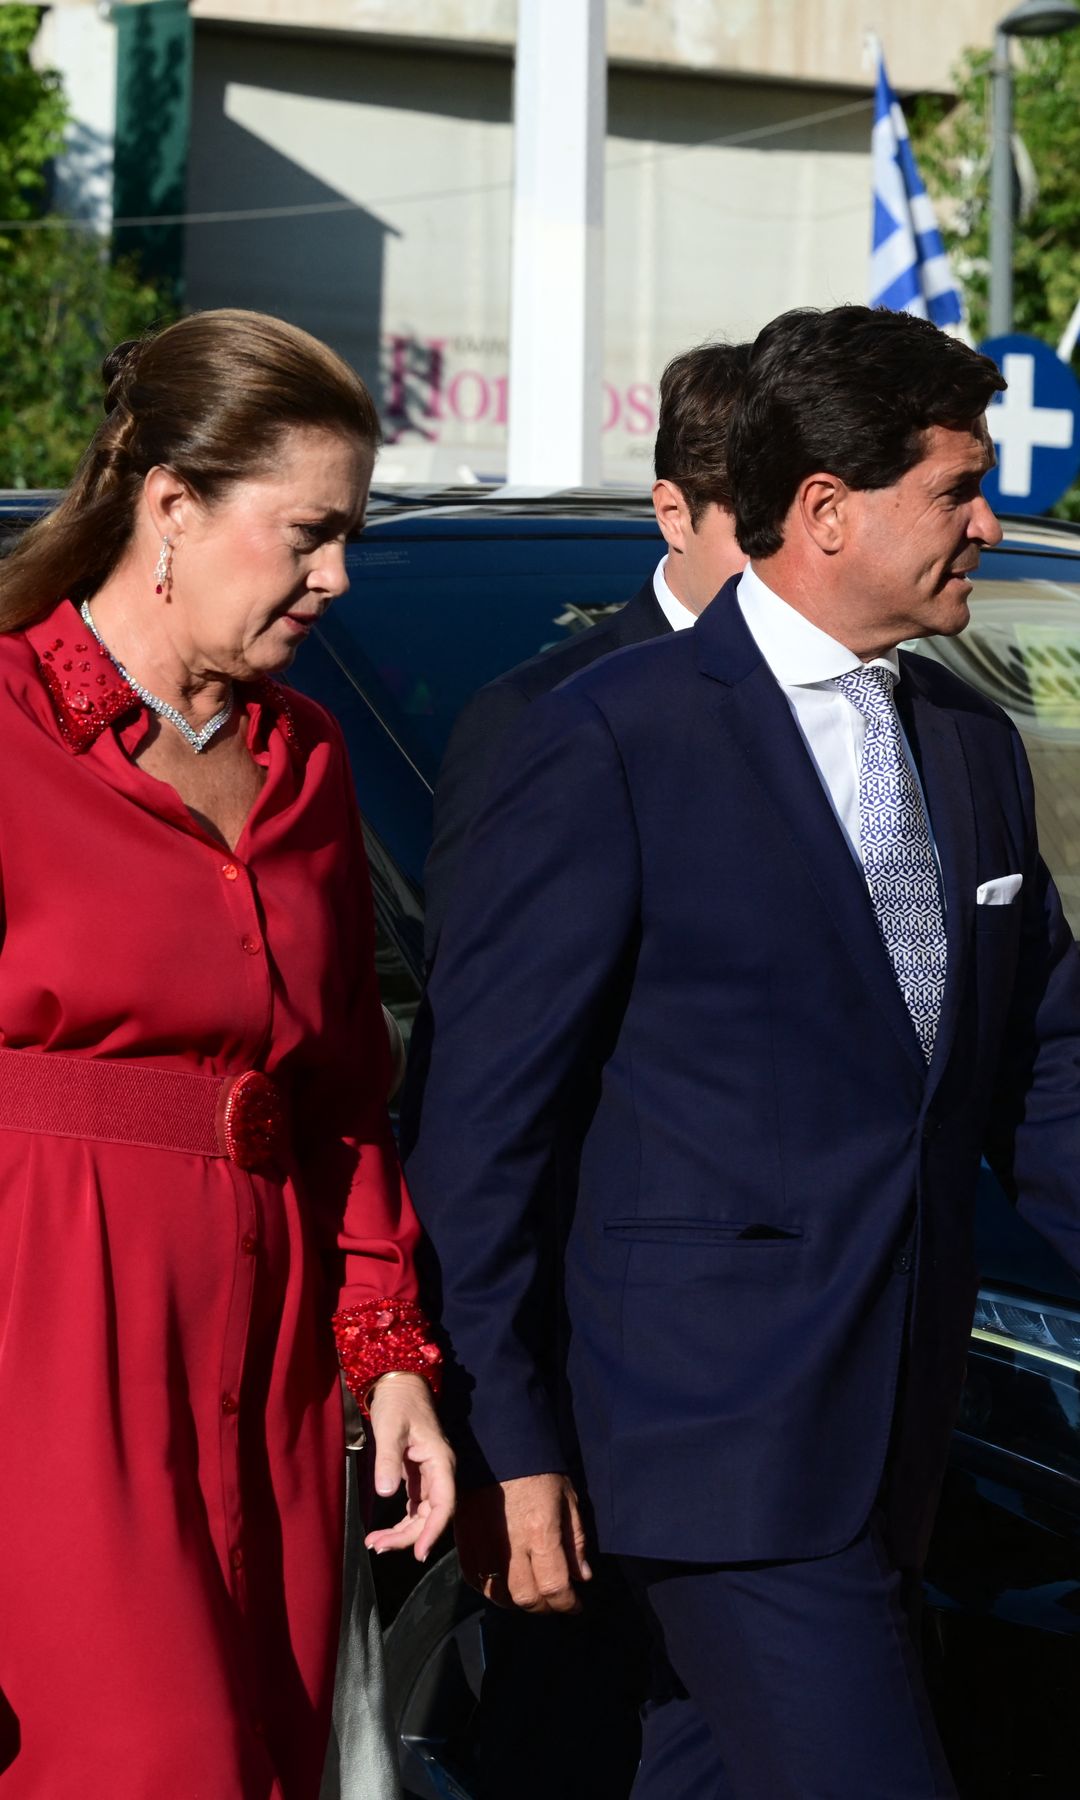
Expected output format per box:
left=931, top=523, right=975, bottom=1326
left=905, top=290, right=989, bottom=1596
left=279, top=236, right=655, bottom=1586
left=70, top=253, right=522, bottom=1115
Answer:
left=976, top=874, right=1023, bottom=906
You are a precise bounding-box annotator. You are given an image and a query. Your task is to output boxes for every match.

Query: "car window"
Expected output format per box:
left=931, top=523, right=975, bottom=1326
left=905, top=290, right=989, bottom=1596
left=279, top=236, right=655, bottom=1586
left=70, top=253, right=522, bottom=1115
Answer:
left=361, top=816, right=424, bottom=1030
left=375, top=908, right=421, bottom=1108
left=332, top=525, right=663, bottom=786
left=911, top=577, right=1080, bottom=934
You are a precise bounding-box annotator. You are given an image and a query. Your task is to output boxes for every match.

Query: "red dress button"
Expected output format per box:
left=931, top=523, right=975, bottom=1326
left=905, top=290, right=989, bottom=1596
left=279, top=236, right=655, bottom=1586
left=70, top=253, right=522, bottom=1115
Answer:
left=221, top=1393, right=239, bottom=1415
left=240, top=934, right=261, bottom=956
left=222, top=863, right=239, bottom=881
left=240, top=1233, right=258, bottom=1256
left=230, top=1546, right=244, bottom=1571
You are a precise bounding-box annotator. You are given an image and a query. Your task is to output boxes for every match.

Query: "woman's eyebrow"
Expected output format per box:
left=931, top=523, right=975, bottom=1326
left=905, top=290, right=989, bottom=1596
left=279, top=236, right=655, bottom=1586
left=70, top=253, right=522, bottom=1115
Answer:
left=295, top=505, right=350, bottom=524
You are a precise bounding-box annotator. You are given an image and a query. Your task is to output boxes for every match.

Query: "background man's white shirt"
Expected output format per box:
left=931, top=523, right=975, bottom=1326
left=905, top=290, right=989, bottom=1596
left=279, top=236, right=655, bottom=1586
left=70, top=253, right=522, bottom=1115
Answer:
left=652, top=556, right=698, bottom=632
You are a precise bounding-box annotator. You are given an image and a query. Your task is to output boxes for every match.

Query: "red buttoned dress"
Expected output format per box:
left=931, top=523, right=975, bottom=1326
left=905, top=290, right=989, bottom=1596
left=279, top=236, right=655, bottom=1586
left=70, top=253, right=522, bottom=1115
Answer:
left=0, top=600, right=423, bottom=1798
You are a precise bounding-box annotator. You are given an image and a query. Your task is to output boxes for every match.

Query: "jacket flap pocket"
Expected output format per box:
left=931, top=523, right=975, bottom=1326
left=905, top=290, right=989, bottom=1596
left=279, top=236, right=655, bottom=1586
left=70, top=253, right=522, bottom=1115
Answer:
left=603, top=1216, right=802, bottom=1246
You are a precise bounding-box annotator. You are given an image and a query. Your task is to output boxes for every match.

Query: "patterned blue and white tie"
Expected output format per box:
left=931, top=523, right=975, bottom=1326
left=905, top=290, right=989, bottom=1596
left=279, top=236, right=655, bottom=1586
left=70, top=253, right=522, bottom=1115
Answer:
left=833, top=664, right=947, bottom=1062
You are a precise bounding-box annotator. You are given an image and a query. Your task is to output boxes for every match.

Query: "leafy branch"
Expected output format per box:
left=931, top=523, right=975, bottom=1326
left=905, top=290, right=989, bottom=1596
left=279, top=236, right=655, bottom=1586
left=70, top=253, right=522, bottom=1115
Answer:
left=0, top=6, right=175, bottom=488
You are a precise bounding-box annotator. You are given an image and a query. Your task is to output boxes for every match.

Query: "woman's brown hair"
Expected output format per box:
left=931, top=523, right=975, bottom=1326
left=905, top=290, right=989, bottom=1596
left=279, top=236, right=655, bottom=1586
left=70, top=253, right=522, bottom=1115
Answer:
left=0, top=308, right=383, bottom=633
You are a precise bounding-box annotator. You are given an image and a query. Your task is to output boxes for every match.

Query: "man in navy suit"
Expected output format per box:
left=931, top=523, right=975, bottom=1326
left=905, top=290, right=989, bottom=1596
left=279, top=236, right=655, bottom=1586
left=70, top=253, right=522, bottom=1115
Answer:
left=419, top=341, right=751, bottom=963
left=402, top=342, right=750, bottom=1800
left=405, top=306, right=1074, bottom=1794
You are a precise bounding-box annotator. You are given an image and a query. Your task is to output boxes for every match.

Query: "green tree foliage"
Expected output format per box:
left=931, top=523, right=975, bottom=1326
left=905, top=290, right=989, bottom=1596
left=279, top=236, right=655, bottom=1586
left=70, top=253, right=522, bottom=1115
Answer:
left=911, top=35, right=1080, bottom=350
left=0, top=229, right=169, bottom=489
left=0, top=6, right=175, bottom=488
left=0, top=5, right=65, bottom=228
left=912, top=35, right=1080, bottom=518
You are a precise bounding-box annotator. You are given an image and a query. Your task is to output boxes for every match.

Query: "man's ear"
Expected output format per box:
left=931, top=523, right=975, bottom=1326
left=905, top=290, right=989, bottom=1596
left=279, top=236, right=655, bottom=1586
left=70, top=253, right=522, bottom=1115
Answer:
left=794, top=472, right=848, bottom=555
left=652, top=478, right=694, bottom=555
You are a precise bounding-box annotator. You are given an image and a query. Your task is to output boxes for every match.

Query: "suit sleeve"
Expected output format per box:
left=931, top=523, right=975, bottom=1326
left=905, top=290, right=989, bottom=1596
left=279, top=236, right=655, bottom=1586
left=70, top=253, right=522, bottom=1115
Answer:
left=422, top=679, right=533, bottom=967
left=404, top=684, right=641, bottom=1485
left=982, top=725, right=1080, bottom=1269
left=401, top=680, right=532, bottom=1161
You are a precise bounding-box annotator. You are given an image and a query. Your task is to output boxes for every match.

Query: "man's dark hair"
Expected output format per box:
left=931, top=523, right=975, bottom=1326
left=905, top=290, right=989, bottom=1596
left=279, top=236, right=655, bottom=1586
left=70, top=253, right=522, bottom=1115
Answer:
left=654, top=340, right=751, bottom=527
left=728, top=306, right=1005, bottom=558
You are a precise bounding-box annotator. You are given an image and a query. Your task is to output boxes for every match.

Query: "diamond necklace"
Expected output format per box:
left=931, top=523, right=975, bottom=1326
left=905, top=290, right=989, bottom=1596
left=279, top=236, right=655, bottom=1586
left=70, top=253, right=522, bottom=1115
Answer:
left=80, top=599, right=235, bottom=754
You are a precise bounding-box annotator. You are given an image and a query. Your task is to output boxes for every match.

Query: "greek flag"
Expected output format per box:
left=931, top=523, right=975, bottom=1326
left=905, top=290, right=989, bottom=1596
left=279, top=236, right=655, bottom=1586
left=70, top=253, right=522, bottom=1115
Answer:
left=870, top=52, right=963, bottom=327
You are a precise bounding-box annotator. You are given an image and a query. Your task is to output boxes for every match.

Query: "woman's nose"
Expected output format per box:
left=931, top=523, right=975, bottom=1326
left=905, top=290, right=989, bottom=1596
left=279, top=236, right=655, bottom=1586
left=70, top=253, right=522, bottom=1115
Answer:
left=314, top=542, right=350, bottom=598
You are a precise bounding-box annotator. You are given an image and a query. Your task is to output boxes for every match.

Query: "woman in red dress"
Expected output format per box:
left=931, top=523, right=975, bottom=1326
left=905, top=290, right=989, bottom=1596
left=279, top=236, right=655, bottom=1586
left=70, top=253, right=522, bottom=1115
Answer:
left=0, top=310, right=454, bottom=1797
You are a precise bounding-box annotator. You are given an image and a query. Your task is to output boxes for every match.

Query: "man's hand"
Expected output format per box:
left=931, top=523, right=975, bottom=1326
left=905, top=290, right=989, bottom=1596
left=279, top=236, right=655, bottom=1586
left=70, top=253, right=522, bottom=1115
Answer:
left=455, top=1473, right=592, bottom=1615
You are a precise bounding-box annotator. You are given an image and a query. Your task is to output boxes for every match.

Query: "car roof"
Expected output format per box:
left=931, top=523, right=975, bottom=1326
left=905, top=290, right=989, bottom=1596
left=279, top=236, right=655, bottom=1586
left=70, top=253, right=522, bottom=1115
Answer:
left=2, top=484, right=1079, bottom=551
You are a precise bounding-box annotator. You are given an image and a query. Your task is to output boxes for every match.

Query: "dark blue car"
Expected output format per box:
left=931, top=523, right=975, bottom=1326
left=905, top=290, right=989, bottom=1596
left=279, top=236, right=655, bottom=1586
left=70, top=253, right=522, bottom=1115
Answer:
left=5, top=488, right=1080, bottom=1798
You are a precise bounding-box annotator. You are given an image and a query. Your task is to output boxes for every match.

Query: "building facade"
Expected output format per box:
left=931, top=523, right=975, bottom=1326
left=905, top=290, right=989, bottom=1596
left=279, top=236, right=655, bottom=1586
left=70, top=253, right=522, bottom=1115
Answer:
left=40, top=0, right=1004, bottom=483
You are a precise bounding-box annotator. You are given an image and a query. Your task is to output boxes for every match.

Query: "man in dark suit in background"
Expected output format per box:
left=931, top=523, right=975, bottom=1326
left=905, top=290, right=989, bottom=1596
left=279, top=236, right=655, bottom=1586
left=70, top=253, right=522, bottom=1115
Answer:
left=418, top=341, right=750, bottom=962
left=404, top=307, right=1080, bottom=1795
left=400, top=342, right=749, bottom=1799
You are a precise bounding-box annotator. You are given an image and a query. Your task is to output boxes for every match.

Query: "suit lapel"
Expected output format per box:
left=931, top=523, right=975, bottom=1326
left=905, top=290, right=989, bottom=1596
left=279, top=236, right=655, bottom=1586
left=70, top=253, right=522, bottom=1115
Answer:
left=896, top=654, right=977, bottom=1093
left=695, top=587, right=927, bottom=1076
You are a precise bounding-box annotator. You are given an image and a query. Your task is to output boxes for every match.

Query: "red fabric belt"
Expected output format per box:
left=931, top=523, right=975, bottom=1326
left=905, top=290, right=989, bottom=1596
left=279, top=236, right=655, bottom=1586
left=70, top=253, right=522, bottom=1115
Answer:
left=0, top=1046, right=289, bottom=1172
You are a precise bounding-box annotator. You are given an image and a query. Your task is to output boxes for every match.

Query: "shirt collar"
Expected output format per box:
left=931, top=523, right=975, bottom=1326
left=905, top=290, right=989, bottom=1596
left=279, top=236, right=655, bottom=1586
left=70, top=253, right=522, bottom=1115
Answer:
left=26, top=599, right=140, bottom=751
left=652, top=556, right=699, bottom=633
left=26, top=597, right=304, bottom=760
left=245, top=677, right=304, bottom=762
left=736, top=564, right=900, bottom=687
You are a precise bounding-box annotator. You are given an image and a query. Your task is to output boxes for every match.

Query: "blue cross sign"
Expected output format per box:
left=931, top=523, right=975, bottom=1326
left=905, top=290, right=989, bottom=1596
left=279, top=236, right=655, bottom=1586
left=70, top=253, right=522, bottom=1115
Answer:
left=978, top=333, right=1080, bottom=515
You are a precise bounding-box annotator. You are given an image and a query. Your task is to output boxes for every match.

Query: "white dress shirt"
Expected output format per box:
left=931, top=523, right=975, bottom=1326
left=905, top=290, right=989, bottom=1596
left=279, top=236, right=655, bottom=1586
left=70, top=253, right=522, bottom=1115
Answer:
left=735, top=563, right=934, bottom=869
left=653, top=556, right=699, bottom=632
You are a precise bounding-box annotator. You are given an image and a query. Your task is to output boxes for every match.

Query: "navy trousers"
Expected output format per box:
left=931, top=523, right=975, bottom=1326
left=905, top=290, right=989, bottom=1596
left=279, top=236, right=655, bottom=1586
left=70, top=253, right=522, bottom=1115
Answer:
left=475, top=1554, right=647, bottom=1800
left=622, top=1521, right=958, bottom=1800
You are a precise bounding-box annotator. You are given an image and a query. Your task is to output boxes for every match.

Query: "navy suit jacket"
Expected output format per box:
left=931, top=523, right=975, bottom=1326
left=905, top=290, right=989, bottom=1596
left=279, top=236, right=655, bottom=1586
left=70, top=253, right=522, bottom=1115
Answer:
left=404, top=575, right=1080, bottom=1568
left=419, top=579, right=670, bottom=963
left=401, top=580, right=671, bottom=1491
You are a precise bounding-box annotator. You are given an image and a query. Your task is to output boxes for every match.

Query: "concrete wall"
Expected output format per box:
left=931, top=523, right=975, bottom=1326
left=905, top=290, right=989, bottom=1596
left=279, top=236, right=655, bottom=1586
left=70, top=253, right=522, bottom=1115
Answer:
left=188, top=0, right=1004, bottom=95
left=185, top=27, right=873, bottom=483
left=185, top=30, right=511, bottom=467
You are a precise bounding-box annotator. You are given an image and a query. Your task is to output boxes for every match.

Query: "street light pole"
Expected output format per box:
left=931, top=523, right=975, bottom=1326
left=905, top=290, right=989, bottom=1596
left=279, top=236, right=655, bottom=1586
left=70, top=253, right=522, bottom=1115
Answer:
left=987, top=0, right=1080, bottom=338
left=989, top=30, right=1014, bottom=337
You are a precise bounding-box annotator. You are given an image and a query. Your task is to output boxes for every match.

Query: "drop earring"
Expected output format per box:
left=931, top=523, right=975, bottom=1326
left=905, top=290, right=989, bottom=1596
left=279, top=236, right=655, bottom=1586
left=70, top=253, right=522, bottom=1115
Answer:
left=154, top=535, right=173, bottom=597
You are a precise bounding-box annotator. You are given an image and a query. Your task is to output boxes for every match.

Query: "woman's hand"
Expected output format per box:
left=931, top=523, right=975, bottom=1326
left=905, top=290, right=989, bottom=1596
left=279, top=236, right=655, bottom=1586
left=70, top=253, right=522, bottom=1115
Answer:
left=363, top=1372, right=455, bottom=1562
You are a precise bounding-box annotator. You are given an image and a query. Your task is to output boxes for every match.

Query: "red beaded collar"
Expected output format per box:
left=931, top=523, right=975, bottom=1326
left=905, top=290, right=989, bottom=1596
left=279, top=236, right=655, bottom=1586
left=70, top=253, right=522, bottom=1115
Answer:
left=25, top=600, right=303, bottom=759
left=26, top=601, right=139, bottom=751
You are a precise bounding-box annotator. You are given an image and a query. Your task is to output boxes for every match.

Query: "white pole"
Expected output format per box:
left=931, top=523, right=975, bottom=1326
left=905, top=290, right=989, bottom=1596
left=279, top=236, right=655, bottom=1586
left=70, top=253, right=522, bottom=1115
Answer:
left=1058, top=296, right=1080, bottom=364
left=505, top=0, right=606, bottom=490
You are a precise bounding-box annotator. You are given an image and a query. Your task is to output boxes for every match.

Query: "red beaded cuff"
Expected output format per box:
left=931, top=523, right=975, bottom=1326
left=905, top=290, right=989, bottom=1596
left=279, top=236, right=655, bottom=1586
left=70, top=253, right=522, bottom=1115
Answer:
left=332, top=1297, right=443, bottom=1416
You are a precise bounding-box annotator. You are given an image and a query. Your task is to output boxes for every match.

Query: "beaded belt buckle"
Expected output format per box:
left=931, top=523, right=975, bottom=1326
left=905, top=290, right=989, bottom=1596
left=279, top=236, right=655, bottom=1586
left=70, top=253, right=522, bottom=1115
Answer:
left=218, top=1070, right=289, bottom=1172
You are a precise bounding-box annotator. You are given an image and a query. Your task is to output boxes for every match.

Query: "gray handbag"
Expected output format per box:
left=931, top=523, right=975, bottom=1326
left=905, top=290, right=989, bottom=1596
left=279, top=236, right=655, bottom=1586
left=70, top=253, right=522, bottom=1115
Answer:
left=320, top=1439, right=402, bottom=1800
